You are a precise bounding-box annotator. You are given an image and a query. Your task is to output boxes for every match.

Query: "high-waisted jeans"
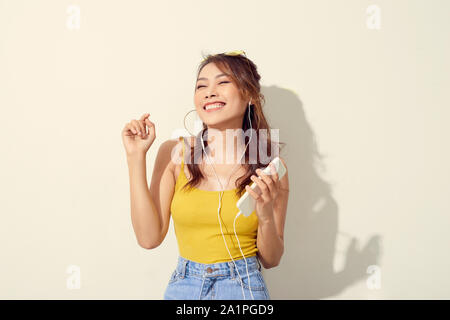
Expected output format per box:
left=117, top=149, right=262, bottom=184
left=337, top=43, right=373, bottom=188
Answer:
left=163, top=255, right=271, bottom=300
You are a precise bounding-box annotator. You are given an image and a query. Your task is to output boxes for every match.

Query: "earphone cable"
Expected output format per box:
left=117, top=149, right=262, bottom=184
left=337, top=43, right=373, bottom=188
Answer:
left=200, top=100, right=255, bottom=300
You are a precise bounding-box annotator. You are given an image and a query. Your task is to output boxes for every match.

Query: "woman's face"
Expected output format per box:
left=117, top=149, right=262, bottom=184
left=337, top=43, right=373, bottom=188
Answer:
left=194, top=62, right=249, bottom=130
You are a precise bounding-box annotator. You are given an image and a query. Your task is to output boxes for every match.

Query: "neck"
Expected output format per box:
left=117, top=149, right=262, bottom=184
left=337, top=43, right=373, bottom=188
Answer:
left=203, top=126, right=247, bottom=165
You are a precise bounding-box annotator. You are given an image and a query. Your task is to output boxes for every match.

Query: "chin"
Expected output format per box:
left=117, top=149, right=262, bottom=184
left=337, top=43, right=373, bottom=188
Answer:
left=202, top=119, right=229, bottom=129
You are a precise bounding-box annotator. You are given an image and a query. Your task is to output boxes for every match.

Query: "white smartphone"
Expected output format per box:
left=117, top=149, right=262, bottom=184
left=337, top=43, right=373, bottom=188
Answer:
left=236, top=157, right=287, bottom=217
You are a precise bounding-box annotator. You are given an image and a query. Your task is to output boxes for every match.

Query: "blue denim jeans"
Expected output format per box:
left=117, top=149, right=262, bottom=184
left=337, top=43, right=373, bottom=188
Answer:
left=163, top=255, right=271, bottom=300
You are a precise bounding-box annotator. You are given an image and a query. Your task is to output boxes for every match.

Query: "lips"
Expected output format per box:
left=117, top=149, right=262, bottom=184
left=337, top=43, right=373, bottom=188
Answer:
left=203, top=101, right=226, bottom=112
left=203, top=101, right=226, bottom=110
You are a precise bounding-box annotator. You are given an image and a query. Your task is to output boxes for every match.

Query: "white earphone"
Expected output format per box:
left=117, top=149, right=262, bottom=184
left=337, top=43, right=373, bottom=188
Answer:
left=200, top=99, right=255, bottom=300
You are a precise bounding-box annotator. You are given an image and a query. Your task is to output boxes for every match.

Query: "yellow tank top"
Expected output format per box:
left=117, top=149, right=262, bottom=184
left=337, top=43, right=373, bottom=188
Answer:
left=170, top=136, right=259, bottom=264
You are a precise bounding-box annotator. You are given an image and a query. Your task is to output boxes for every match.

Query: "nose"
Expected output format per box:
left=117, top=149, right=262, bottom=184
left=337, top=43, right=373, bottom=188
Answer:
left=205, top=92, right=216, bottom=99
left=205, top=84, right=218, bottom=99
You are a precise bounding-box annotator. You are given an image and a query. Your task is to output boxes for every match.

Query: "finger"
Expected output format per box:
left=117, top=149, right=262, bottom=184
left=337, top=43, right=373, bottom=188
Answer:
left=132, top=119, right=145, bottom=137
left=256, top=168, right=275, bottom=195
left=140, top=113, right=150, bottom=121
left=140, top=113, right=150, bottom=137
left=250, top=174, right=269, bottom=201
left=269, top=163, right=282, bottom=192
left=269, top=163, right=279, bottom=183
left=138, top=120, right=146, bottom=137
left=126, top=123, right=137, bottom=135
left=145, top=118, right=155, bottom=138
left=131, top=120, right=140, bottom=135
left=245, top=185, right=261, bottom=201
left=141, top=120, right=147, bottom=138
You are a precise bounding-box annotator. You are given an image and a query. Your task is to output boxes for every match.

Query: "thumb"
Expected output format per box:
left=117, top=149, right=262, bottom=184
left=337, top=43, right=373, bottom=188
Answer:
left=145, top=118, right=155, bottom=136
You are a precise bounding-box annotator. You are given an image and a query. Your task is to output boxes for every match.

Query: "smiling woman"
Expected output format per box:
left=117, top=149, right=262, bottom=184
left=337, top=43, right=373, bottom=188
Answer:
left=122, top=50, right=289, bottom=301
left=160, top=51, right=289, bottom=300
left=186, top=51, right=287, bottom=197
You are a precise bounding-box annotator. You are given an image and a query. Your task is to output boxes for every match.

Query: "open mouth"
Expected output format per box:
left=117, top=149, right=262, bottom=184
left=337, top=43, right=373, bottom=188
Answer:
left=204, top=103, right=226, bottom=112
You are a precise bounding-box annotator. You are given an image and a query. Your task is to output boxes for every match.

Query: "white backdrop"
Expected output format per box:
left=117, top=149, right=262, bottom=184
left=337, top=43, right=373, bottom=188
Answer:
left=0, top=0, right=449, bottom=299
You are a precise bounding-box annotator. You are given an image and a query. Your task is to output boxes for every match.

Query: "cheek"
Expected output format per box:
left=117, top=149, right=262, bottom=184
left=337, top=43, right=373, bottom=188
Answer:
left=223, top=86, right=238, bottom=97
left=193, top=94, right=200, bottom=106
left=194, top=98, right=204, bottom=111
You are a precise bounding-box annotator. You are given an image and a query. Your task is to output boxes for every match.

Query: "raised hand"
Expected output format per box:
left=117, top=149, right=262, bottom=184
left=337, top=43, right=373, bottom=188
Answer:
left=121, top=113, right=156, bottom=156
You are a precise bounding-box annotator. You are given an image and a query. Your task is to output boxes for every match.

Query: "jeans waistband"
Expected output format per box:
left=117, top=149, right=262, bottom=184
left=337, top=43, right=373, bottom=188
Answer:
left=176, top=255, right=261, bottom=278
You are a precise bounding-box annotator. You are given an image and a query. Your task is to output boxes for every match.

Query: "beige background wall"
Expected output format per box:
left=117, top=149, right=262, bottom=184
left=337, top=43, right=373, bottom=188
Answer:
left=1, top=0, right=449, bottom=299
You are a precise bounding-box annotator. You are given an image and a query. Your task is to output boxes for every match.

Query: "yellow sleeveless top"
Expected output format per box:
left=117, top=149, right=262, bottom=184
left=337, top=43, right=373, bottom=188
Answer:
left=170, top=136, right=259, bottom=264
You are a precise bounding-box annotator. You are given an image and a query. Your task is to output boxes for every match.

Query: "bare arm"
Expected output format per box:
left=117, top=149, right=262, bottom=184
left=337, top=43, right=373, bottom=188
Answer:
left=256, top=157, right=290, bottom=268
left=127, top=139, right=180, bottom=249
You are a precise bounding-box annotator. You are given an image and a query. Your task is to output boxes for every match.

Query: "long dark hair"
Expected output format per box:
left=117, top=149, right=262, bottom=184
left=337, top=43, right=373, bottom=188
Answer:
left=181, top=52, right=286, bottom=198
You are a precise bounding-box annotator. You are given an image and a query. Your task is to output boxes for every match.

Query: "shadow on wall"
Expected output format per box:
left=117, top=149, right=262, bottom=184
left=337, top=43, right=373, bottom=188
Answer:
left=260, top=85, right=382, bottom=299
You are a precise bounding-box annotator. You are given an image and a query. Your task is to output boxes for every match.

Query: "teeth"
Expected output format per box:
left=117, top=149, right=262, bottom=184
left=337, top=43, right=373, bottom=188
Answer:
left=205, top=103, right=225, bottom=110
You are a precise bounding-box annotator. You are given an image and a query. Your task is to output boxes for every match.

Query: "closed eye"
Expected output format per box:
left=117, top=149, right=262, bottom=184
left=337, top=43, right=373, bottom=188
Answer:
left=196, top=81, right=229, bottom=89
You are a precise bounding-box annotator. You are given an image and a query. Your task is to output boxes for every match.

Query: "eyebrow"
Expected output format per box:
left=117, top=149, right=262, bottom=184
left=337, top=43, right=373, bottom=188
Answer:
left=196, top=73, right=230, bottom=82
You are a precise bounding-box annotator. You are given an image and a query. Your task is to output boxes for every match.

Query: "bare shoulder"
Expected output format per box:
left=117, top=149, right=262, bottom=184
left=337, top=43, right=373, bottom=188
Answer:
left=159, top=136, right=197, bottom=172
left=155, top=138, right=181, bottom=171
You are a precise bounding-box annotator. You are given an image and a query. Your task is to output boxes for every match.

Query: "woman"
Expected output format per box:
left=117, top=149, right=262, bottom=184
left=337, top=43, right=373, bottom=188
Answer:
left=121, top=51, right=289, bottom=300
